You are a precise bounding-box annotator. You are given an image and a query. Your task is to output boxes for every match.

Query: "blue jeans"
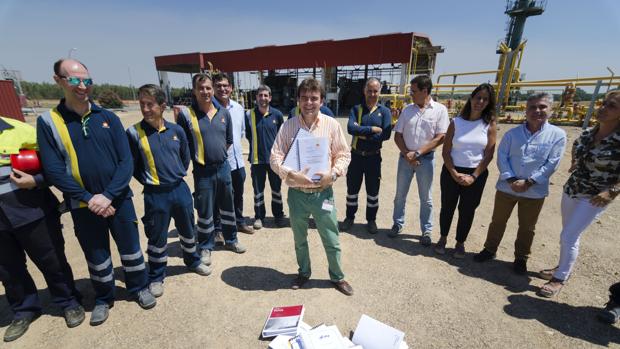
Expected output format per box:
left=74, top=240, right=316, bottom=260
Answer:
left=392, top=152, right=435, bottom=234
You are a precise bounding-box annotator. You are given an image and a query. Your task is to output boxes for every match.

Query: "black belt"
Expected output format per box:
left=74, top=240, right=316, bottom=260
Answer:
left=351, top=149, right=381, bottom=157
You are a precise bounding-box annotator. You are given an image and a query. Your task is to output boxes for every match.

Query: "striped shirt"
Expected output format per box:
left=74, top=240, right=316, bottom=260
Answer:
left=270, top=113, right=351, bottom=189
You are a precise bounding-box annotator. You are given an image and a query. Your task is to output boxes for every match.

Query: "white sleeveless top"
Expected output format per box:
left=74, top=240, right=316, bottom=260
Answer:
left=450, top=116, right=489, bottom=168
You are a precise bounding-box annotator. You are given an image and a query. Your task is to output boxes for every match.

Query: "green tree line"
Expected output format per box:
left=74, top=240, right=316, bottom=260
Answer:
left=21, top=81, right=190, bottom=101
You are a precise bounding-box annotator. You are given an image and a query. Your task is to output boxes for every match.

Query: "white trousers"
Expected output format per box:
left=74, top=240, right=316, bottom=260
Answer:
left=553, top=192, right=607, bottom=281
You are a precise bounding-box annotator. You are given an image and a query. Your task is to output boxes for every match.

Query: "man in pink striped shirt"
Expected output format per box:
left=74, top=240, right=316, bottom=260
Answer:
left=270, top=78, right=353, bottom=296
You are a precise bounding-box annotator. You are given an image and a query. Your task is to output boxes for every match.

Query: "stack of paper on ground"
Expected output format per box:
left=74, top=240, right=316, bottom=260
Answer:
left=267, top=314, right=408, bottom=349
left=262, top=305, right=305, bottom=339
left=351, top=314, right=408, bottom=349
left=282, top=128, right=329, bottom=181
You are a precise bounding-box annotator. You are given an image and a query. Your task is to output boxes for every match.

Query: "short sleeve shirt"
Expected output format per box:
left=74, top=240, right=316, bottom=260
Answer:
left=394, top=99, right=449, bottom=151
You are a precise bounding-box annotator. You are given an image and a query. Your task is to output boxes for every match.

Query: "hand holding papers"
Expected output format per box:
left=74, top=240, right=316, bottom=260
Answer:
left=297, top=137, right=329, bottom=182
left=282, top=128, right=330, bottom=184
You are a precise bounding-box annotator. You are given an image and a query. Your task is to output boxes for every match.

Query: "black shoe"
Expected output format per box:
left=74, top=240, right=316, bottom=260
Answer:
left=513, top=258, right=527, bottom=275
left=340, top=218, right=354, bottom=231
left=388, top=224, right=402, bottom=238
left=598, top=300, right=620, bottom=324
left=3, top=315, right=37, bottom=342
left=473, top=249, right=496, bottom=263
left=420, top=233, right=432, bottom=247
left=64, top=305, right=85, bottom=328
left=367, top=221, right=378, bottom=234
left=291, top=275, right=309, bottom=290
left=274, top=216, right=287, bottom=228
left=308, top=219, right=316, bottom=229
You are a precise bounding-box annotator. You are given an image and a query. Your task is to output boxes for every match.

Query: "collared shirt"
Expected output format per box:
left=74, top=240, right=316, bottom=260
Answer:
left=270, top=113, right=351, bottom=189
left=564, top=126, right=620, bottom=198
left=176, top=103, right=233, bottom=166
left=126, top=119, right=190, bottom=187
left=347, top=103, right=392, bottom=152
left=37, top=99, right=134, bottom=207
left=496, top=122, right=567, bottom=199
left=394, top=99, right=449, bottom=151
left=214, top=97, right=245, bottom=170
left=246, top=105, right=284, bottom=165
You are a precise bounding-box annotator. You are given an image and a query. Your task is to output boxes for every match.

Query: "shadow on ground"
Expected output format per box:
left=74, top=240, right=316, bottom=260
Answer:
left=505, top=294, right=620, bottom=346
left=221, top=266, right=332, bottom=292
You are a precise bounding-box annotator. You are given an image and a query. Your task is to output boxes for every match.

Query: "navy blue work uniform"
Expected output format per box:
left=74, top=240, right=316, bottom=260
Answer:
left=37, top=100, right=148, bottom=306
left=127, top=119, right=201, bottom=283
left=0, top=116, right=81, bottom=321
left=345, top=104, right=392, bottom=222
left=246, top=106, right=285, bottom=221
left=288, top=105, right=334, bottom=119
left=176, top=103, right=238, bottom=252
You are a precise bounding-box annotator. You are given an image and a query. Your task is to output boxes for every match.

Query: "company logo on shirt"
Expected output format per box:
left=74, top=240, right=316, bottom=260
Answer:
left=172, top=134, right=179, bottom=142
left=273, top=120, right=276, bottom=124
left=221, top=118, right=226, bottom=124
left=102, top=122, right=110, bottom=129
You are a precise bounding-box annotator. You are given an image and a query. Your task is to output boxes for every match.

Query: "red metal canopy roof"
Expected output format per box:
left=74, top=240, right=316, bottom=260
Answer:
left=155, top=32, right=439, bottom=73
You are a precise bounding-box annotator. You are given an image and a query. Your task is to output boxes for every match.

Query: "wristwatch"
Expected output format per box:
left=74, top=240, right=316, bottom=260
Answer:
left=414, top=151, right=421, bottom=158
left=609, top=186, right=620, bottom=198
left=331, top=172, right=338, bottom=182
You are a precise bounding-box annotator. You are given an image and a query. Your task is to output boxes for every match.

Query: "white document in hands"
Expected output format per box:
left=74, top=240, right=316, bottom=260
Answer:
left=297, top=137, right=329, bottom=181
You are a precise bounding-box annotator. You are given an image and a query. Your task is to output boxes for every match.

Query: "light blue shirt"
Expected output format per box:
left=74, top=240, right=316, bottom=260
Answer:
left=215, top=98, right=246, bottom=170
left=495, top=121, right=567, bottom=199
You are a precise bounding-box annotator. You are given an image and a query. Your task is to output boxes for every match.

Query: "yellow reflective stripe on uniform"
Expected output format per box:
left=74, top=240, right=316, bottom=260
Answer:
left=352, top=105, right=363, bottom=149
left=50, top=108, right=84, bottom=188
left=49, top=108, right=87, bottom=208
left=186, top=107, right=205, bottom=165
left=250, top=109, right=259, bottom=164
left=135, top=123, right=160, bottom=185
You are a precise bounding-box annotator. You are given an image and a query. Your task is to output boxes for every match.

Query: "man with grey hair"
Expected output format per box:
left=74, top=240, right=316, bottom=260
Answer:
left=341, top=77, right=392, bottom=234
left=245, top=85, right=286, bottom=229
left=474, top=92, right=567, bottom=275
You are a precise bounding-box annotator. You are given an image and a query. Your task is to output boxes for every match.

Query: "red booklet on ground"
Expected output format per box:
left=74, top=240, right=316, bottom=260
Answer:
left=261, top=305, right=305, bottom=338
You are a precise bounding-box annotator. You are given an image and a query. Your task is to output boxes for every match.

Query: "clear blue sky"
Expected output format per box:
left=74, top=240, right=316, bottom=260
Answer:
left=1, top=0, right=618, bottom=90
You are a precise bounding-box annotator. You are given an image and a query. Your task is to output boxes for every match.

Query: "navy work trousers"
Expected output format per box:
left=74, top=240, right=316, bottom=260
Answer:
left=345, top=153, right=382, bottom=221
left=251, top=164, right=283, bottom=220
left=0, top=215, right=81, bottom=320
left=213, top=167, right=247, bottom=231
left=193, top=162, right=238, bottom=251
left=143, top=181, right=201, bottom=283
left=71, top=198, right=147, bottom=306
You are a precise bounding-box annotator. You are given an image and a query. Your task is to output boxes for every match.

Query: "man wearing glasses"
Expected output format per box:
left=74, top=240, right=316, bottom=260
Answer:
left=176, top=73, right=247, bottom=269
left=211, top=73, right=253, bottom=236
left=37, top=59, right=155, bottom=326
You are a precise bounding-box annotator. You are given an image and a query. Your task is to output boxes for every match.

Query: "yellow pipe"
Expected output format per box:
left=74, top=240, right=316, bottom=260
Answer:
left=504, top=48, right=520, bottom=105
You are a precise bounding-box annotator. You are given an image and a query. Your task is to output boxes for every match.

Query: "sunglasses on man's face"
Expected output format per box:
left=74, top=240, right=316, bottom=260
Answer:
left=61, top=76, right=93, bottom=87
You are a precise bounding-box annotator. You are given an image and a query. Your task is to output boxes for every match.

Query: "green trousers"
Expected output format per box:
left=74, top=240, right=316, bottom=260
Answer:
left=287, top=187, right=345, bottom=281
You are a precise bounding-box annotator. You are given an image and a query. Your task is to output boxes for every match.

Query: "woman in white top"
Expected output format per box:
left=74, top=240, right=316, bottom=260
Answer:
left=435, top=83, right=497, bottom=258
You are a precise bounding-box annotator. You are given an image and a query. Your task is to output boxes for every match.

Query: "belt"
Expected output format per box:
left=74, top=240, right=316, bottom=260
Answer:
left=351, top=149, right=381, bottom=157
left=294, top=186, right=328, bottom=194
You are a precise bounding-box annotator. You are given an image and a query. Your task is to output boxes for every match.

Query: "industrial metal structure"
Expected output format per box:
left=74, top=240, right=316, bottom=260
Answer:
left=154, top=32, right=443, bottom=114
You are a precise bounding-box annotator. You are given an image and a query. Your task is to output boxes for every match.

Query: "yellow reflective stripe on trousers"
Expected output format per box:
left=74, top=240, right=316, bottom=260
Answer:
left=250, top=109, right=259, bottom=164
left=135, top=123, right=160, bottom=185
left=49, top=108, right=88, bottom=208
left=187, top=107, right=205, bottom=165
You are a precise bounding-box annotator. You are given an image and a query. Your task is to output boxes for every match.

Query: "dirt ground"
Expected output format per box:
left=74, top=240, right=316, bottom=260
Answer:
left=2, top=110, right=619, bottom=348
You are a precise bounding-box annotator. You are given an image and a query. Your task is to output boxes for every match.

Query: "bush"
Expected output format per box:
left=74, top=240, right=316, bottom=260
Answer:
left=97, top=90, right=124, bottom=109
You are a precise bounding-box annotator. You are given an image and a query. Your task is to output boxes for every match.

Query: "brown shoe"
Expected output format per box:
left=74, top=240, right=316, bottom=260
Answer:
left=332, top=280, right=354, bottom=296
left=292, top=275, right=309, bottom=290
left=237, top=224, right=254, bottom=234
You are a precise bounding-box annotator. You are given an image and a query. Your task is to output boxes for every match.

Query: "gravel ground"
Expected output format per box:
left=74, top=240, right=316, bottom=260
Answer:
left=1, top=111, right=618, bottom=348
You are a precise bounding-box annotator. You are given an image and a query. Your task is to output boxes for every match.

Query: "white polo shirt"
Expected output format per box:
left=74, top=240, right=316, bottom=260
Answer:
left=394, top=99, right=449, bottom=151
